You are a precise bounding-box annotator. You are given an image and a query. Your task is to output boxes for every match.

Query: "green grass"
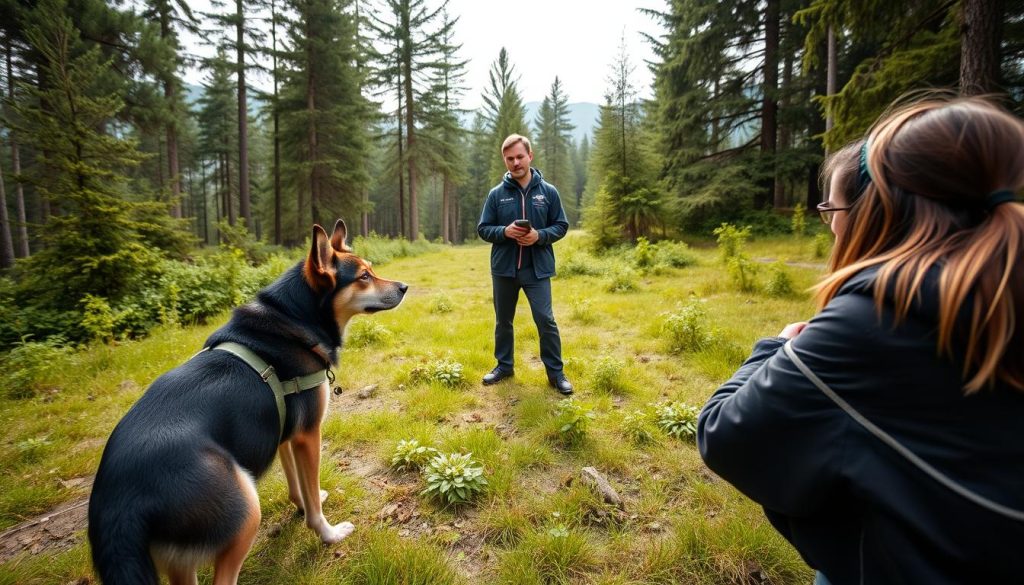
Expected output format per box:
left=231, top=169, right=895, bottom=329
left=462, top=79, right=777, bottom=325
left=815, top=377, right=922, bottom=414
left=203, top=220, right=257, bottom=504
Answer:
left=0, top=232, right=822, bottom=583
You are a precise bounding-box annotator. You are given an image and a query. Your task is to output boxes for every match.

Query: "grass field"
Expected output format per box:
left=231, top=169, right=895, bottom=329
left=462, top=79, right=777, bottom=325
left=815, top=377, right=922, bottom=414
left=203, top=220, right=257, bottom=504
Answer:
left=0, top=231, right=828, bottom=584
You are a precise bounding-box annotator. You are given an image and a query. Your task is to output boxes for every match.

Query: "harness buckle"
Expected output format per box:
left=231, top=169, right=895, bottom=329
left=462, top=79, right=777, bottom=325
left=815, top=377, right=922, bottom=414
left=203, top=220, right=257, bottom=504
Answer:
left=260, top=365, right=275, bottom=382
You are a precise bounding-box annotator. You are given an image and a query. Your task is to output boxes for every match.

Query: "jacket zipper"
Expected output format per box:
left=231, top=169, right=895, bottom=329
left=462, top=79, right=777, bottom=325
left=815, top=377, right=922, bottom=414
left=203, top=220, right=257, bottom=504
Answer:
left=517, top=185, right=531, bottom=270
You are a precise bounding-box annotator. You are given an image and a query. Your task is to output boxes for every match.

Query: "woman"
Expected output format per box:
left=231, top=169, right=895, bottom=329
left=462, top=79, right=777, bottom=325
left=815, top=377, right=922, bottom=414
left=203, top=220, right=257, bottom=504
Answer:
left=697, top=95, right=1024, bottom=585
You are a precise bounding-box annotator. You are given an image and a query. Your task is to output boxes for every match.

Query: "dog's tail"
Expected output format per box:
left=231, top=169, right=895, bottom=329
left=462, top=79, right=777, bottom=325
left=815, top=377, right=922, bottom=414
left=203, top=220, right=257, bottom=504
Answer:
left=88, top=497, right=158, bottom=585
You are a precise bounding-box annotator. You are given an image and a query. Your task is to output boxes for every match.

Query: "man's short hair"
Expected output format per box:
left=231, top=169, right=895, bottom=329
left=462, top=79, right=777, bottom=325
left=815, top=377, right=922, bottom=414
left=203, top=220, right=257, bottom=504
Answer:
left=501, top=134, right=532, bottom=155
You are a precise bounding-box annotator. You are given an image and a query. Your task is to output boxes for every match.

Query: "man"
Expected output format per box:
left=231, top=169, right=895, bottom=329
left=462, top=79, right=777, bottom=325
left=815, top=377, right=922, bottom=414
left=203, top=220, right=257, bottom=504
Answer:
left=477, top=134, right=572, bottom=395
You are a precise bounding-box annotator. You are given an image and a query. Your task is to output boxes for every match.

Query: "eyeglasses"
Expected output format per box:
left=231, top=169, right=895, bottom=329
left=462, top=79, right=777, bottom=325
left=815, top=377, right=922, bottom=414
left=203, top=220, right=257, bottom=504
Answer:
left=816, top=201, right=852, bottom=224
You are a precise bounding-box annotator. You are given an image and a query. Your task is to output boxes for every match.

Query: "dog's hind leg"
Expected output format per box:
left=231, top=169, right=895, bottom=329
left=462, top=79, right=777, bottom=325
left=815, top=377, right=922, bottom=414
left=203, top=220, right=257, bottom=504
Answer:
left=212, top=465, right=261, bottom=585
left=279, top=443, right=328, bottom=515
left=288, top=426, right=354, bottom=544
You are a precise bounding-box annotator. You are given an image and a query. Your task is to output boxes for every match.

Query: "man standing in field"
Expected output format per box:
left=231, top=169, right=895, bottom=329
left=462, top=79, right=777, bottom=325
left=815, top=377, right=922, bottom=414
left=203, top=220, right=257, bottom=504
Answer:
left=477, top=134, right=572, bottom=395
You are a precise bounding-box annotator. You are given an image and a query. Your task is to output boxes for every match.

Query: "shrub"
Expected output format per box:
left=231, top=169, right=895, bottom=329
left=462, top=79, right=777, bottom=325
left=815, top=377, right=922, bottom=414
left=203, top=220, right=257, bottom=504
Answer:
left=633, top=236, right=656, bottom=269
left=0, top=337, right=72, bottom=399
left=80, top=295, right=116, bottom=342
left=568, top=297, right=595, bottom=324
left=605, top=265, right=637, bottom=293
left=726, top=254, right=759, bottom=293
left=421, top=452, right=488, bottom=505
left=560, top=250, right=606, bottom=277
left=351, top=232, right=437, bottom=265
left=655, top=401, right=700, bottom=441
left=346, top=320, right=393, bottom=348
left=712, top=223, right=752, bottom=263
left=791, top=202, right=807, bottom=236
left=764, top=261, right=795, bottom=297
left=429, top=293, right=454, bottom=314
left=590, top=356, right=626, bottom=394
left=662, top=299, right=714, bottom=353
left=653, top=240, right=697, bottom=268
left=814, top=232, right=832, bottom=259
left=390, top=439, right=440, bottom=472
left=411, top=358, right=465, bottom=387
left=553, top=398, right=596, bottom=446
left=621, top=409, right=658, bottom=445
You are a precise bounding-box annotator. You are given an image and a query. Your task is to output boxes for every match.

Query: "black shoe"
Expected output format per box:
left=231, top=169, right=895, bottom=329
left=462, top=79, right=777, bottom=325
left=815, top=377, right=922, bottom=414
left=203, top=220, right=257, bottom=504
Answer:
left=548, top=374, right=573, bottom=395
left=482, top=367, right=514, bottom=385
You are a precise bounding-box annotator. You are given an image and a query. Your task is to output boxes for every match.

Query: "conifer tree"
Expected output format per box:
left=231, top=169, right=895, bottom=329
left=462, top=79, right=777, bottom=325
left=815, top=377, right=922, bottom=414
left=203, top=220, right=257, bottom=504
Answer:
left=481, top=48, right=528, bottom=180
left=533, top=77, right=575, bottom=220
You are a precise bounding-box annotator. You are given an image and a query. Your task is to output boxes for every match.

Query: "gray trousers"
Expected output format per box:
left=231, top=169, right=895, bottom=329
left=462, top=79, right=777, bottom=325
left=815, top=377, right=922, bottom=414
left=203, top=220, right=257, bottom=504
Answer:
left=492, top=269, right=563, bottom=377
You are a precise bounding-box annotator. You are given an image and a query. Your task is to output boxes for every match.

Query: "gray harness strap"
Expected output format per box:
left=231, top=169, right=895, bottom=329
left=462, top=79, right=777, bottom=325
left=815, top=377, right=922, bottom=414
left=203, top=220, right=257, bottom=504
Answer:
left=205, top=342, right=329, bottom=440
left=783, top=340, right=1024, bottom=522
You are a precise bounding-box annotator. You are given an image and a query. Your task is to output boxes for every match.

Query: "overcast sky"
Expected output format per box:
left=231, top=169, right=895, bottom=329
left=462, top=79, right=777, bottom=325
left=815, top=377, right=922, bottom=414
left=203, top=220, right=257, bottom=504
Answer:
left=180, top=0, right=668, bottom=109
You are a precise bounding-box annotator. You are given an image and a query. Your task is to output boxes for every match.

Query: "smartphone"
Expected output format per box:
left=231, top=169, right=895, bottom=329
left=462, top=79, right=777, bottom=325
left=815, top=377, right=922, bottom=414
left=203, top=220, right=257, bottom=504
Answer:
left=514, top=219, right=532, bottom=230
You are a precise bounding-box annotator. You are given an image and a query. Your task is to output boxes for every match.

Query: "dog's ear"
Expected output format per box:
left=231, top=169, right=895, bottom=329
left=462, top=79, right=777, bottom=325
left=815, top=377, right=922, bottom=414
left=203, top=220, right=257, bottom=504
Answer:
left=330, top=219, right=351, bottom=252
left=304, top=224, right=337, bottom=292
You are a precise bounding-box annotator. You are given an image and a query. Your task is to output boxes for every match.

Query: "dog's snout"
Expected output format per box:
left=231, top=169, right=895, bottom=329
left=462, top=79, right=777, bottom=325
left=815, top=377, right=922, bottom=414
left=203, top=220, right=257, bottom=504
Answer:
left=397, top=282, right=409, bottom=294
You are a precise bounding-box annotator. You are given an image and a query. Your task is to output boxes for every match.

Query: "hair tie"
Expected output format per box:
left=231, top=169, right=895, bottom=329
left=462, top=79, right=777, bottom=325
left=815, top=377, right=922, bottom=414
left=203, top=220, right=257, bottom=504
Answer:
left=985, top=189, right=1017, bottom=211
left=856, top=140, right=874, bottom=196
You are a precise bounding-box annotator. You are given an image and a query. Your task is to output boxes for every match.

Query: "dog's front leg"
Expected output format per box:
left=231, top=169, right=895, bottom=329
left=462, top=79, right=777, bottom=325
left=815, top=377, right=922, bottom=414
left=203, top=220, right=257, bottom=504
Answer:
left=279, top=443, right=328, bottom=514
left=288, top=428, right=354, bottom=544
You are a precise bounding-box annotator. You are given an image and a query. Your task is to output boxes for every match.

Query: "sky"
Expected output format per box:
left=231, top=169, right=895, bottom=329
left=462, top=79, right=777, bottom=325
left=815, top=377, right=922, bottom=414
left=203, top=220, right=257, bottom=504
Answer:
left=180, top=0, right=668, bottom=110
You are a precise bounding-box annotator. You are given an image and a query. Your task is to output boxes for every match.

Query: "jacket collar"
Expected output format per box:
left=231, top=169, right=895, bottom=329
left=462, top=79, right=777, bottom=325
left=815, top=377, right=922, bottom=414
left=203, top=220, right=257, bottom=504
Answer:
left=503, top=167, right=544, bottom=191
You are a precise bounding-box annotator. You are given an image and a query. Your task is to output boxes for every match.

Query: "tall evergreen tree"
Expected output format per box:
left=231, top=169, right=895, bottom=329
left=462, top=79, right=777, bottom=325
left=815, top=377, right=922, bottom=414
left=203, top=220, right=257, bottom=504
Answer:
left=196, top=47, right=238, bottom=236
left=3, top=29, right=30, bottom=258
left=279, top=0, right=371, bottom=237
left=533, top=77, right=575, bottom=220
left=481, top=48, right=528, bottom=180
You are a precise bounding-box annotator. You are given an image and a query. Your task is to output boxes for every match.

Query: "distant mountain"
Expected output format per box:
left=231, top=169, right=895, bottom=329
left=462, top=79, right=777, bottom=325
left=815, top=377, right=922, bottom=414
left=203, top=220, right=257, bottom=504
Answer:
left=524, top=101, right=600, bottom=144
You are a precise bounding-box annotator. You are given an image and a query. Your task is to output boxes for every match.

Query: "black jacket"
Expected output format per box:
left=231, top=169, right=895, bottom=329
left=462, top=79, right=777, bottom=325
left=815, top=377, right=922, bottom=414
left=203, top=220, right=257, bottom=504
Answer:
left=477, top=168, right=569, bottom=278
left=698, top=266, right=1024, bottom=584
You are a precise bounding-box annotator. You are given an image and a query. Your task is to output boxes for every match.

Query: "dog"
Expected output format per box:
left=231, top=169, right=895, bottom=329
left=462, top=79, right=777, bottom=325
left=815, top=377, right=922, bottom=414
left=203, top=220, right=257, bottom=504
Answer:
left=87, top=220, right=407, bottom=585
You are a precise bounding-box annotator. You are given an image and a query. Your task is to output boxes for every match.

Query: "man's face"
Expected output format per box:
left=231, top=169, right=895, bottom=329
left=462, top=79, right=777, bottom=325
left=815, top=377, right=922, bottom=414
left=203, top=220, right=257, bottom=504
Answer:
left=503, top=142, right=533, bottom=180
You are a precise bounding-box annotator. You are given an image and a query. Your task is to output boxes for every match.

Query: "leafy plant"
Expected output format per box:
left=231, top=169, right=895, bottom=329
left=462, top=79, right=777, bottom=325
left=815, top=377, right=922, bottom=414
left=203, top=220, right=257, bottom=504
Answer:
left=0, top=337, right=72, bottom=399
left=633, top=236, right=656, bottom=269
left=346, top=320, right=393, bottom=348
left=662, top=299, right=714, bottom=353
left=590, top=356, right=626, bottom=394
left=621, top=409, right=658, bottom=445
left=605, top=265, right=637, bottom=293
left=421, top=452, right=488, bottom=506
left=411, top=358, right=465, bottom=387
left=554, top=398, right=596, bottom=445
left=726, top=254, right=759, bottom=293
left=791, top=202, right=807, bottom=236
left=814, top=232, right=833, bottom=259
left=568, top=297, right=595, bottom=324
left=764, top=261, right=795, bottom=297
left=429, top=293, right=454, bottom=314
left=653, top=240, right=697, bottom=268
left=655, top=401, right=701, bottom=441
left=390, top=439, right=440, bottom=472
left=712, top=223, right=752, bottom=263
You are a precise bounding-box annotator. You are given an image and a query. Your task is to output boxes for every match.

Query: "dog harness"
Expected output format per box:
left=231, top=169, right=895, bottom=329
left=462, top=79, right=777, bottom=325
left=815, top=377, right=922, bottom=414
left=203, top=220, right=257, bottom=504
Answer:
left=203, top=342, right=330, bottom=440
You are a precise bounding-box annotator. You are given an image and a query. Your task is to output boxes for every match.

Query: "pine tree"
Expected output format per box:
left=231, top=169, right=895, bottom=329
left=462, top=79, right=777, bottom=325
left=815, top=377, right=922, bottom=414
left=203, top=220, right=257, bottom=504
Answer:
left=533, top=77, right=575, bottom=220
left=279, top=0, right=371, bottom=237
left=481, top=48, right=528, bottom=180
left=2, top=29, right=30, bottom=258
left=196, top=47, right=238, bottom=237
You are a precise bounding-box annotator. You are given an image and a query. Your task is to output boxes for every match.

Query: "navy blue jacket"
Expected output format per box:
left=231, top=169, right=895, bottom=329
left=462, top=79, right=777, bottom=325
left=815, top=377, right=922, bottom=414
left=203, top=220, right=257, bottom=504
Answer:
left=477, top=168, right=569, bottom=278
left=698, top=266, right=1024, bottom=584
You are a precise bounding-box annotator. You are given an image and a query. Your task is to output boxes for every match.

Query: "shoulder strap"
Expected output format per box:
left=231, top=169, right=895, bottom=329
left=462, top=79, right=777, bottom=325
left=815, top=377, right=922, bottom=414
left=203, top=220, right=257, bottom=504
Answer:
left=206, top=342, right=329, bottom=440
left=783, top=341, right=1024, bottom=522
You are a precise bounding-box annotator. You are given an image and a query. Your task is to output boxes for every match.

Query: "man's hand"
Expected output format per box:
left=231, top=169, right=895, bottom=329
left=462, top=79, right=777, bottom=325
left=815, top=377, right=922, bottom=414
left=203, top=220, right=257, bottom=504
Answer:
left=504, top=222, right=529, bottom=240
left=514, top=228, right=539, bottom=246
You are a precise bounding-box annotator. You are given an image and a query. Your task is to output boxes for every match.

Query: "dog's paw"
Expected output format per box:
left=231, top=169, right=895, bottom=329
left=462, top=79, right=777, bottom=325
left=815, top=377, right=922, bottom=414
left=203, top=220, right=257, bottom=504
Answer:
left=292, top=490, right=330, bottom=517
left=319, top=521, right=355, bottom=544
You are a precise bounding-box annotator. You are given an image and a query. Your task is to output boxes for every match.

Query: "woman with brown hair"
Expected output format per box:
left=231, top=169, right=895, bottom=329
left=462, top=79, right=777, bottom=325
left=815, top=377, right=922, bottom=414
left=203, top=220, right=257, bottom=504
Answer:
left=697, top=95, right=1024, bottom=585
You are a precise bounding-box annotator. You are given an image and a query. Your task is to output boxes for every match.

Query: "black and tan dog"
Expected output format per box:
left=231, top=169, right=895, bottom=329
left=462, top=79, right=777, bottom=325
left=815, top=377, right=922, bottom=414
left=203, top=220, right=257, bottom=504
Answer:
left=88, top=220, right=407, bottom=585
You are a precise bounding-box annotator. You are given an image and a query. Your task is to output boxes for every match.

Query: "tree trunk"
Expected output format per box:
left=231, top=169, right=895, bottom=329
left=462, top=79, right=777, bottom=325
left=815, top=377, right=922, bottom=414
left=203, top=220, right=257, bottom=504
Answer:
left=236, top=0, right=251, bottom=226
left=807, top=35, right=829, bottom=210
left=0, top=157, right=13, bottom=268
left=307, top=57, right=319, bottom=227
left=758, top=0, right=779, bottom=209
left=160, top=7, right=182, bottom=219
left=270, top=0, right=282, bottom=244
left=441, top=175, right=450, bottom=244
left=960, top=0, right=1003, bottom=95
left=6, top=44, right=29, bottom=257
left=402, top=32, right=417, bottom=241
left=201, top=159, right=210, bottom=244
left=773, top=49, right=793, bottom=209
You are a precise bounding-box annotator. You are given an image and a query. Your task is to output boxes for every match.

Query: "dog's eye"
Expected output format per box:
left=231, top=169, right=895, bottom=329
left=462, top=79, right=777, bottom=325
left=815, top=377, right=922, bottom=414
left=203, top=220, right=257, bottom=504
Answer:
left=359, top=272, right=371, bottom=281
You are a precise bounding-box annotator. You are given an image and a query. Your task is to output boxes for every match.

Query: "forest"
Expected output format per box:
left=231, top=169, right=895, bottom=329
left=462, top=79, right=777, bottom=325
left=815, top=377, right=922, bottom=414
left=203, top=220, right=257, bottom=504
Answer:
left=0, top=0, right=1021, bottom=346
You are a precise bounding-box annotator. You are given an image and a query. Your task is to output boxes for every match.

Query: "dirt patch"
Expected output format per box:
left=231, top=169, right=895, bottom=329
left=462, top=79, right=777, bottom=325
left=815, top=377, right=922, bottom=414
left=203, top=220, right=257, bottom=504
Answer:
left=0, top=496, right=89, bottom=564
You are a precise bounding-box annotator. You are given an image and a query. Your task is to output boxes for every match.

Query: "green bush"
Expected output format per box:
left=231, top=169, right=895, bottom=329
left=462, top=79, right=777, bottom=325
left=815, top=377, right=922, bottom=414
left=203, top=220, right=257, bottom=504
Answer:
left=655, top=401, right=700, bottom=441
left=553, top=398, right=596, bottom=446
left=0, top=337, right=72, bottom=399
left=814, top=232, right=832, bottom=259
left=712, top=223, right=752, bottom=263
left=351, top=232, right=437, bottom=265
left=421, top=452, right=488, bottom=506
left=791, top=203, right=807, bottom=236
left=411, top=358, right=465, bottom=388
left=568, top=297, right=595, bottom=324
left=346, top=320, right=393, bottom=348
left=653, top=240, right=697, bottom=268
left=605, top=265, right=637, bottom=293
left=560, top=250, right=606, bottom=277
left=590, top=356, right=626, bottom=394
left=621, top=409, right=658, bottom=445
left=764, top=261, right=795, bottom=297
left=633, top=236, right=656, bottom=269
left=662, top=299, right=714, bottom=353
left=726, top=254, right=759, bottom=293
left=429, top=293, right=454, bottom=314
left=80, top=295, right=116, bottom=342
left=390, top=439, right=440, bottom=472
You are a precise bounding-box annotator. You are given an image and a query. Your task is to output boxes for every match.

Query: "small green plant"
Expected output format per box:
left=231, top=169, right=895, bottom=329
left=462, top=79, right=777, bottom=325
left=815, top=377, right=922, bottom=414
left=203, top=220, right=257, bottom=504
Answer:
left=662, top=299, right=713, bottom=353
left=791, top=202, right=807, bottom=236
left=346, top=320, right=392, bottom=347
left=621, top=409, right=658, bottom=445
left=80, top=294, right=116, bottom=342
left=0, top=337, right=71, bottom=399
left=712, top=223, right=752, bottom=263
left=764, top=261, right=795, bottom=297
left=559, top=250, right=606, bottom=277
left=421, top=452, right=488, bottom=506
left=633, top=236, right=656, bottom=269
left=429, top=293, right=454, bottom=314
left=653, top=240, right=697, bottom=268
left=411, top=358, right=465, bottom=387
left=654, top=401, right=700, bottom=441
left=390, top=439, right=440, bottom=472
left=568, top=296, right=595, bottom=324
left=726, top=254, right=759, bottom=293
left=605, top=265, right=637, bottom=293
left=814, top=232, right=832, bottom=259
left=590, top=356, right=626, bottom=394
left=554, top=398, right=596, bottom=445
